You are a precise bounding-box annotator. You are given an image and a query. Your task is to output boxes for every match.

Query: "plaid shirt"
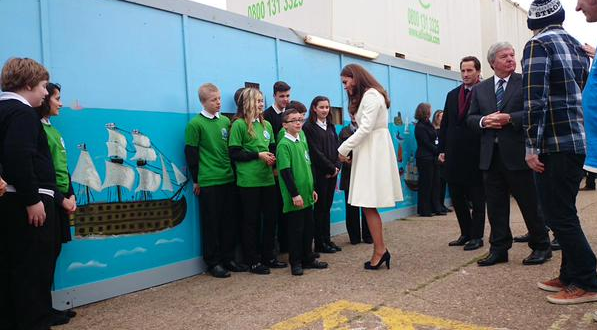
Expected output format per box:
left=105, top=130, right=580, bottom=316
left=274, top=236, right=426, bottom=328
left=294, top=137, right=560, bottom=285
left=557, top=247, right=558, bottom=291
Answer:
left=522, top=25, right=590, bottom=155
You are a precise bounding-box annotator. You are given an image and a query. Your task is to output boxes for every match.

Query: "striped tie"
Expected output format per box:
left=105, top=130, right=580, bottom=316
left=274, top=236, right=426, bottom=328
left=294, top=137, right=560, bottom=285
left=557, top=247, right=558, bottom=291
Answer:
left=496, top=79, right=505, bottom=110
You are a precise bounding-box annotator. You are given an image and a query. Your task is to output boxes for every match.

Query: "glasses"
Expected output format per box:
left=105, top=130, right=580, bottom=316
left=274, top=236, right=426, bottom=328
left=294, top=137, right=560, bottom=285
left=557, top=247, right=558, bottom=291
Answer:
left=285, top=119, right=306, bottom=124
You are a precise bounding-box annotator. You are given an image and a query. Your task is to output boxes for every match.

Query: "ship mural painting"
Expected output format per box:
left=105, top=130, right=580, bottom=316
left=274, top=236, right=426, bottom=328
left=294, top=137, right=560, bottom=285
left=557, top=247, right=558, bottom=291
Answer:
left=71, top=123, right=189, bottom=237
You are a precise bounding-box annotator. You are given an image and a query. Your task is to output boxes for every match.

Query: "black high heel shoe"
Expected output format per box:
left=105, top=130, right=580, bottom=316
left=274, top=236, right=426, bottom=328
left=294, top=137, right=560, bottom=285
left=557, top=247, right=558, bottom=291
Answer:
left=364, top=250, right=391, bottom=270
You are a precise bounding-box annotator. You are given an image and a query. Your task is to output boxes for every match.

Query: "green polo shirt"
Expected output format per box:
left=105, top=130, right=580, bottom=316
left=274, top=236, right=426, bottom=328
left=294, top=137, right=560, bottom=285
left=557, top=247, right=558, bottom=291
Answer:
left=276, top=133, right=314, bottom=213
left=228, top=119, right=275, bottom=187
left=42, top=121, right=70, bottom=194
left=184, top=113, right=234, bottom=187
left=276, top=128, right=308, bottom=147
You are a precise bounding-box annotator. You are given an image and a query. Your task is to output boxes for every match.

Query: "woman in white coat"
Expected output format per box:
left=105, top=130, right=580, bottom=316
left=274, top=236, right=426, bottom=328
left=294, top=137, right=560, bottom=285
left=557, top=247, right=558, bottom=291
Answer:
left=338, top=64, right=403, bottom=270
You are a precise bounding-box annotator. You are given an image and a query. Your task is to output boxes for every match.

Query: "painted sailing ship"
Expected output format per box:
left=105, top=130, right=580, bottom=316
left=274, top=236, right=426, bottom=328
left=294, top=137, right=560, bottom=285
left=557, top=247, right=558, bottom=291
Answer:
left=71, top=123, right=188, bottom=237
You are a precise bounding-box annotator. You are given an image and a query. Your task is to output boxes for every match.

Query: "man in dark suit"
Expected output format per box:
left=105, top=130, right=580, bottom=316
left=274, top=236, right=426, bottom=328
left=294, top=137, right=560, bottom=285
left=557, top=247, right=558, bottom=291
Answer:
left=466, top=42, right=551, bottom=266
left=439, top=56, right=485, bottom=251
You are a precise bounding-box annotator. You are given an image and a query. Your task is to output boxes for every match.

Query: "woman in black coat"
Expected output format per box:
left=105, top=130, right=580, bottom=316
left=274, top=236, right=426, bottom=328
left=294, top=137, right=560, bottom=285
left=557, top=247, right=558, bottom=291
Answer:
left=414, top=103, right=445, bottom=217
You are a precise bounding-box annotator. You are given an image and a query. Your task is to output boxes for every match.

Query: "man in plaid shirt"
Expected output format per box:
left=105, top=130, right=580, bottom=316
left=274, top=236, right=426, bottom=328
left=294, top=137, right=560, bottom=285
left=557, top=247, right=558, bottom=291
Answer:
left=522, top=0, right=596, bottom=305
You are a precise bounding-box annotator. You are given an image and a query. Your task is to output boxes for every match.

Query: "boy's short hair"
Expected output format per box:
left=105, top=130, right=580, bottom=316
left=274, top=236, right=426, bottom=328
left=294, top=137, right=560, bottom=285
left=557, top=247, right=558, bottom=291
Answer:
left=282, top=108, right=300, bottom=122
left=1, top=58, right=49, bottom=92
left=287, top=100, right=307, bottom=114
left=198, top=83, right=219, bottom=103
left=273, top=81, right=290, bottom=95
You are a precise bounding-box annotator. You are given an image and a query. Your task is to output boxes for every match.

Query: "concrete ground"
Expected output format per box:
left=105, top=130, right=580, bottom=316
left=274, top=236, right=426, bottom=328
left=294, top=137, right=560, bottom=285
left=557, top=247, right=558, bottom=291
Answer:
left=57, top=190, right=597, bottom=330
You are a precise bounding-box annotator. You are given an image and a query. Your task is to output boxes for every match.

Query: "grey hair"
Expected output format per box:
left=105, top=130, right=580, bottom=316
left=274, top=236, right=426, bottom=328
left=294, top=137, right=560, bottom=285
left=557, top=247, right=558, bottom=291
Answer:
left=487, top=41, right=514, bottom=66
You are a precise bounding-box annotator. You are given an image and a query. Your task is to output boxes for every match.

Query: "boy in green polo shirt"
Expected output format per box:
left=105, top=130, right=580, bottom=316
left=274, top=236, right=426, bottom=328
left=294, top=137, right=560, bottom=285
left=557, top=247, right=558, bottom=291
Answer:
left=277, top=108, right=328, bottom=276
left=185, top=83, right=246, bottom=278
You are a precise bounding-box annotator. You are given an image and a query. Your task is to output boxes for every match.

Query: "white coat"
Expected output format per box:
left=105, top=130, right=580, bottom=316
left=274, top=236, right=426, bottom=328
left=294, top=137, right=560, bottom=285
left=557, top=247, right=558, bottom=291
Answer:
left=338, top=88, right=403, bottom=208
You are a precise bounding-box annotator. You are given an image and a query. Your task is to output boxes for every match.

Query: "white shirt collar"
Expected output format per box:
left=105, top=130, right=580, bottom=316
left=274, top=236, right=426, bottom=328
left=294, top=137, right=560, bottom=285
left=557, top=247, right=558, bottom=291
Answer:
left=200, top=109, right=220, bottom=119
left=41, top=117, right=51, bottom=125
left=0, top=92, right=32, bottom=107
left=272, top=104, right=284, bottom=115
left=284, top=132, right=300, bottom=142
left=494, top=74, right=511, bottom=89
left=316, top=118, right=327, bottom=130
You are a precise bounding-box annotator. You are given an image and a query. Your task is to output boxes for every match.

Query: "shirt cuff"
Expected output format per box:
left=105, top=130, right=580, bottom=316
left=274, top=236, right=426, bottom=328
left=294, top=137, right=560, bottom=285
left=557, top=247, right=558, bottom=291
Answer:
left=479, top=116, right=485, bottom=128
left=525, top=146, right=540, bottom=156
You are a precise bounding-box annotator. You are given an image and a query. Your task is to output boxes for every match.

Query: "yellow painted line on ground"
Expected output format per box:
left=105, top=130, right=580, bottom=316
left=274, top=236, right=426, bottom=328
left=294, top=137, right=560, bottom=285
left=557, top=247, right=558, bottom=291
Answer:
left=269, top=300, right=496, bottom=330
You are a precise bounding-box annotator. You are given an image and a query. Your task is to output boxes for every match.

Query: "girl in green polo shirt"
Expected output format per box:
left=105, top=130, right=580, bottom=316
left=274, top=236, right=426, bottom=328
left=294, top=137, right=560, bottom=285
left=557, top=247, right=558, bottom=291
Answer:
left=35, top=82, right=77, bottom=322
left=228, top=87, right=286, bottom=274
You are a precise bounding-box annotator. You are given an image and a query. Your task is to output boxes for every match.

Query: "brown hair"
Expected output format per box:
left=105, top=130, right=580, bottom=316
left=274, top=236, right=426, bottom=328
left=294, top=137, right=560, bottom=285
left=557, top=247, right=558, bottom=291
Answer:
left=1, top=58, right=49, bottom=92
left=287, top=100, right=307, bottom=114
left=460, top=56, right=481, bottom=71
left=281, top=108, right=300, bottom=122
left=414, top=102, right=431, bottom=121
left=308, top=96, right=332, bottom=124
left=35, top=83, right=61, bottom=118
left=340, top=64, right=390, bottom=115
left=273, top=81, right=290, bottom=95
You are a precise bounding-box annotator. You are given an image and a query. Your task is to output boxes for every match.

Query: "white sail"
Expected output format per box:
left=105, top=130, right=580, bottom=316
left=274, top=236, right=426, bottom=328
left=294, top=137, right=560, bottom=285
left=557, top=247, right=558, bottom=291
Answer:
left=71, top=150, right=102, bottom=192
left=132, top=133, right=151, bottom=148
left=171, top=162, right=187, bottom=185
left=160, top=155, right=173, bottom=192
left=136, top=168, right=161, bottom=192
left=106, top=141, right=127, bottom=159
left=102, top=161, right=135, bottom=190
left=107, top=129, right=127, bottom=147
left=131, top=145, right=157, bottom=162
left=131, top=132, right=157, bottom=161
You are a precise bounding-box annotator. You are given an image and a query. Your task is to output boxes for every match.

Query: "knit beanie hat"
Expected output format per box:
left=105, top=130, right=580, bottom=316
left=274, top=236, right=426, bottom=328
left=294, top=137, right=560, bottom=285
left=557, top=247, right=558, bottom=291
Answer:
left=527, top=0, right=565, bottom=30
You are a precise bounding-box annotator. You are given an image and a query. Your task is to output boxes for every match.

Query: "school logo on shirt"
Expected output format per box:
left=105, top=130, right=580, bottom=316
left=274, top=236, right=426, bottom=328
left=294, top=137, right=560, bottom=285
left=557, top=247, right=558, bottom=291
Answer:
left=263, top=130, right=271, bottom=141
left=304, top=150, right=311, bottom=163
left=221, top=128, right=228, bottom=140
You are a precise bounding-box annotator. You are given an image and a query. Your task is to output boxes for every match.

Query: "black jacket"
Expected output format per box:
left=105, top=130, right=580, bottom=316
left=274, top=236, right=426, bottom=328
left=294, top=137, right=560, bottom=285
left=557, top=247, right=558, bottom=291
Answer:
left=0, top=99, right=57, bottom=206
left=414, top=120, right=438, bottom=161
left=303, top=120, right=340, bottom=177
left=438, top=85, right=483, bottom=185
left=466, top=74, right=528, bottom=171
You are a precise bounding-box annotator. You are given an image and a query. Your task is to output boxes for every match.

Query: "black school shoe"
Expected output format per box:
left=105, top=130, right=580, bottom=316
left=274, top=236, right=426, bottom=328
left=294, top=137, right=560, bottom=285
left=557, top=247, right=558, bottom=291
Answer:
left=208, top=264, right=231, bottom=278
left=52, top=308, right=77, bottom=318
left=303, top=259, right=328, bottom=269
left=291, top=265, right=304, bottom=276
left=264, top=258, right=288, bottom=268
left=224, top=260, right=249, bottom=272
left=327, top=241, right=342, bottom=252
left=249, top=262, right=271, bottom=275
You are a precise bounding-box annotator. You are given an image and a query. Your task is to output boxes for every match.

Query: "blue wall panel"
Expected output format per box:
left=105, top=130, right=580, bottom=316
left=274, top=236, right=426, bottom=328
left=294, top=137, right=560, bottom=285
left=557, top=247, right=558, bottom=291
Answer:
left=427, top=75, right=459, bottom=112
left=278, top=41, right=342, bottom=109
left=47, top=0, right=187, bottom=112
left=186, top=18, right=278, bottom=114
left=0, top=0, right=43, bottom=65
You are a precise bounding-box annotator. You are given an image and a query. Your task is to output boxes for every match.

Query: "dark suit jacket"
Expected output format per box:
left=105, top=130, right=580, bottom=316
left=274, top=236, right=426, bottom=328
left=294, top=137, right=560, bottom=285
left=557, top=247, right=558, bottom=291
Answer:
left=414, top=120, right=438, bottom=161
left=438, top=85, right=482, bottom=185
left=466, top=73, right=528, bottom=171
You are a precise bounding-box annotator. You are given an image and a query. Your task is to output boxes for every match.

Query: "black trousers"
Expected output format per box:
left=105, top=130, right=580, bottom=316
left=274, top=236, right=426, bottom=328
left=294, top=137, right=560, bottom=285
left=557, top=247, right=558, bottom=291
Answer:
left=416, top=158, right=442, bottom=215
left=343, top=190, right=371, bottom=244
left=0, top=194, right=55, bottom=330
left=449, top=183, right=485, bottom=239
left=536, top=153, right=597, bottom=291
left=286, top=207, right=315, bottom=266
left=238, top=185, right=277, bottom=265
left=199, top=183, right=237, bottom=267
left=313, top=175, right=336, bottom=246
left=483, top=147, right=549, bottom=253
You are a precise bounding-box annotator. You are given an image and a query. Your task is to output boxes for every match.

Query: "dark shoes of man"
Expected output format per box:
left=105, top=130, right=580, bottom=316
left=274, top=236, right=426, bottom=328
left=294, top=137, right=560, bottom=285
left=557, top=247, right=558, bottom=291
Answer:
left=291, top=260, right=327, bottom=276
left=208, top=264, right=231, bottom=278
left=315, top=243, right=336, bottom=254
left=463, top=238, right=483, bottom=251
left=327, top=241, right=342, bottom=252
left=224, top=260, right=249, bottom=272
left=264, top=258, right=288, bottom=268
left=291, top=265, right=304, bottom=276
left=513, top=233, right=530, bottom=243
left=49, top=308, right=77, bottom=326
left=249, top=262, right=271, bottom=275
left=522, top=249, right=552, bottom=265
left=551, top=238, right=561, bottom=251
left=448, top=235, right=469, bottom=246
left=477, top=251, right=508, bottom=266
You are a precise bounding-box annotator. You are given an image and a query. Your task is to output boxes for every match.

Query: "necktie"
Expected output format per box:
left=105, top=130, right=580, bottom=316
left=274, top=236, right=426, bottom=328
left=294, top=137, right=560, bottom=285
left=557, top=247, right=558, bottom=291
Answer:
left=496, top=79, right=505, bottom=110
